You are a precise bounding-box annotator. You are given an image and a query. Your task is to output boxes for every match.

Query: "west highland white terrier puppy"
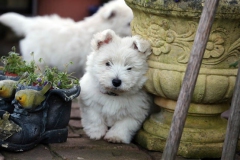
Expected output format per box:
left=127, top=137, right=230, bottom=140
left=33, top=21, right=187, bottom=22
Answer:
left=78, top=29, right=152, bottom=144
left=0, top=0, right=133, bottom=78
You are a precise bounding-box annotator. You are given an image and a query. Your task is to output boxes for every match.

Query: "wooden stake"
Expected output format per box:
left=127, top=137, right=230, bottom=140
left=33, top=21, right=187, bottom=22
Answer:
left=221, top=64, right=240, bottom=159
left=161, top=1, right=219, bottom=159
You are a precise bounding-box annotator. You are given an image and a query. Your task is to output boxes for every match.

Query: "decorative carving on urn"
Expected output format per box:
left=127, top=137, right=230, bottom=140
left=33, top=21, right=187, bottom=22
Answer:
left=130, top=10, right=239, bottom=103
left=132, top=11, right=240, bottom=66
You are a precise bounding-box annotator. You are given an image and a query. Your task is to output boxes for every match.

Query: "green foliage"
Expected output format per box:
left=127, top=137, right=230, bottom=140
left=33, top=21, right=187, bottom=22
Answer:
left=18, top=72, right=38, bottom=87
left=0, top=47, right=37, bottom=76
left=1, top=47, right=79, bottom=89
left=31, top=65, right=79, bottom=89
left=18, top=64, right=79, bottom=89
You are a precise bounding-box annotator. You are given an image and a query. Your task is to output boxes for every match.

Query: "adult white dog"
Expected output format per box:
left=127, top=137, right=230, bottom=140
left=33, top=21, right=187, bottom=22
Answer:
left=78, top=29, right=152, bottom=144
left=0, top=0, right=133, bottom=78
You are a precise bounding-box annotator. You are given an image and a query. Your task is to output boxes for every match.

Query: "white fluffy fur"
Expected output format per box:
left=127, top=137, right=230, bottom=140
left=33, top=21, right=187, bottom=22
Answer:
left=78, top=29, right=152, bottom=144
left=0, top=0, right=133, bottom=78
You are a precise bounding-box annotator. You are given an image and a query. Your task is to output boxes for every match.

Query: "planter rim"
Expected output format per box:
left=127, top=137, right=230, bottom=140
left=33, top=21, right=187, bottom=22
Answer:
left=126, top=0, right=240, bottom=19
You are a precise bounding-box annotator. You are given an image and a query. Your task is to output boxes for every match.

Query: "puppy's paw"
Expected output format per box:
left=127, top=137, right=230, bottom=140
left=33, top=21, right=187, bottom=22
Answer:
left=104, top=131, right=130, bottom=144
left=104, top=135, right=124, bottom=143
left=84, top=126, right=107, bottom=140
left=88, top=132, right=105, bottom=140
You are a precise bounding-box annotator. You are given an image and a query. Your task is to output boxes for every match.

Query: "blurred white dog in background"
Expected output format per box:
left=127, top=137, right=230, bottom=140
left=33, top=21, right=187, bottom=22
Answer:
left=0, top=0, right=133, bottom=78
left=78, top=29, right=152, bottom=144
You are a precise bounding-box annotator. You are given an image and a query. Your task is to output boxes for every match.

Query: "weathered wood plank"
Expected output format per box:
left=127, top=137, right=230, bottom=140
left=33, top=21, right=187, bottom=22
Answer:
left=221, top=64, right=240, bottom=159
left=161, top=1, right=219, bottom=159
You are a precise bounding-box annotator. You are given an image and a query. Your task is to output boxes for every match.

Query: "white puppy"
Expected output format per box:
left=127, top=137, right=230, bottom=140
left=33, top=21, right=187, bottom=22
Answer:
left=78, top=29, right=152, bottom=144
left=0, top=0, right=133, bottom=78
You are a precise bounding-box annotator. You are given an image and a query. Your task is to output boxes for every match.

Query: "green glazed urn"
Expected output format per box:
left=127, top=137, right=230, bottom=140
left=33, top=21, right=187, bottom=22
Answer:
left=125, top=0, right=240, bottom=158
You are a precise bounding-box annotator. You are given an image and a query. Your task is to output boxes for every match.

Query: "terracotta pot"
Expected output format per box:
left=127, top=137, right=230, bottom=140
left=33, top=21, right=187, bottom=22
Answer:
left=4, top=72, right=18, bottom=77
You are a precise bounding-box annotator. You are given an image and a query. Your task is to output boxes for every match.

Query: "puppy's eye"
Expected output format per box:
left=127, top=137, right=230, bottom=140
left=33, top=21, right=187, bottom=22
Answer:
left=106, top=62, right=111, bottom=66
left=127, top=67, right=132, bottom=70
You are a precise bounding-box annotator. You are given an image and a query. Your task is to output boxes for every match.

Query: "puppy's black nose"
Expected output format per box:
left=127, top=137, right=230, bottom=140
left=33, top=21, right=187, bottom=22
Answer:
left=112, top=78, right=122, bottom=87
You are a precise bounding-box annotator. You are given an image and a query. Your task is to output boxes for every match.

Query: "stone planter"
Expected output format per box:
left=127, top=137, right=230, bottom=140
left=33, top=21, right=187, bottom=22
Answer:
left=125, top=0, right=240, bottom=158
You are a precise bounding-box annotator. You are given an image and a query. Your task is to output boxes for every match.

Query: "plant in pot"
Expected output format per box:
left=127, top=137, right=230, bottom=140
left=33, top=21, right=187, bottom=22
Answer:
left=0, top=51, right=80, bottom=152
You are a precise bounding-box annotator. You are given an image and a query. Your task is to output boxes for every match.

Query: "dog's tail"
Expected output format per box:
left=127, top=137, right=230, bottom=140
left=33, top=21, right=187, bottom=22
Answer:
left=0, top=12, right=31, bottom=37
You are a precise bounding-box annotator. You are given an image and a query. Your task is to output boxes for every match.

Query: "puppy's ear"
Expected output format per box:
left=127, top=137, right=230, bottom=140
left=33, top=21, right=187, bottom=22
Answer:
left=132, top=36, right=152, bottom=57
left=91, top=29, right=116, bottom=50
left=103, top=9, right=116, bottom=20
left=101, top=2, right=117, bottom=20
